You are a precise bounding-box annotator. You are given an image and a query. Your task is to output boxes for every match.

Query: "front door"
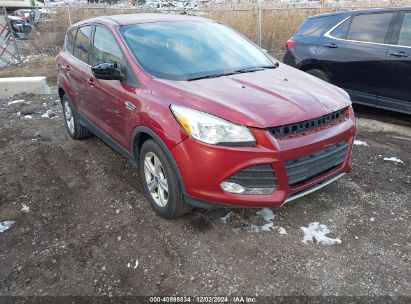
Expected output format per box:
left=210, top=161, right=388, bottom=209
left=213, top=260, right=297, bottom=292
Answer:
left=87, top=24, right=129, bottom=149
left=318, top=12, right=396, bottom=106
left=379, top=11, right=411, bottom=114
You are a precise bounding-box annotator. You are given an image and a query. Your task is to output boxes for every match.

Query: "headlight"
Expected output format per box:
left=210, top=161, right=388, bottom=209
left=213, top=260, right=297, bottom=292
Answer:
left=170, top=105, right=256, bottom=146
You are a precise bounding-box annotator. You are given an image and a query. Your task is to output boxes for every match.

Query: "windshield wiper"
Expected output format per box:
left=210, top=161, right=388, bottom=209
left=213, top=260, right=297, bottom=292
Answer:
left=234, top=64, right=279, bottom=73
left=186, top=64, right=279, bottom=81
left=186, top=72, right=237, bottom=81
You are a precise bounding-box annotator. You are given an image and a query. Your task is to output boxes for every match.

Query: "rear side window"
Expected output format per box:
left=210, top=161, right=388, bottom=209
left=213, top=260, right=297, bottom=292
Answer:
left=330, top=18, right=350, bottom=39
left=73, top=25, right=92, bottom=64
left=398, top=13, right=411, bottom=46
left=295, top=16, right=338, bottom=37
left=65, top=28, right=76, bottom=55
left=346, top=13, right=394, bottom=43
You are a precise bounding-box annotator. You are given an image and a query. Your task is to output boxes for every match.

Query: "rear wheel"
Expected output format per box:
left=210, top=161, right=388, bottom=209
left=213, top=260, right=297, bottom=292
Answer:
left=61, top=95, right=91, bottom=140
left=140, top=139, right=191, bottom=219
left=305, top=69, right=330, bottom=82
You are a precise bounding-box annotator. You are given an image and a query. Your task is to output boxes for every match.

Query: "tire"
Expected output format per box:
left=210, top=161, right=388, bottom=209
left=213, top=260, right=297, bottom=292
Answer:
left=140, top=139, right=191, bottom=219
left=61, top=95, right=91, bottom=140
left=305, top=69, right=330, bottom=82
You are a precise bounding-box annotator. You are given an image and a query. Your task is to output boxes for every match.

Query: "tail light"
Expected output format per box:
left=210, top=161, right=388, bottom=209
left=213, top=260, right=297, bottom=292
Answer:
left=285, top=40, right=296, bottom=49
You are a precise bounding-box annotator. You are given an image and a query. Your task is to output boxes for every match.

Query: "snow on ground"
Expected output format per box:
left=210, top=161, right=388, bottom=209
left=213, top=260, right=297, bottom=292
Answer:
left=41, top=110, right=57, bottom=119
left=21, top=203, right=30, bottom=213
left=301, top=222, right=341, bottom=245
left=0, top=221, right=15, bottom=233
left=278, top=227, right=287, bottom=235
left=256, top=208, right=275, bottom=222
left=7, top=100, right=26, bottom=106
left=248, top=208, right=286, bottom=235
left=220, top=211, right=233, bottom=224
left=383, top=157, right=404, bottom=164
left=22, top=115, right=32, bottom=119
left=354, top=139, right=369, bottom=146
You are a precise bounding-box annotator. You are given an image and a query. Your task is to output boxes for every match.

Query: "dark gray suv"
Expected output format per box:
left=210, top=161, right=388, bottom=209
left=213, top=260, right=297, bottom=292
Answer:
left=284, top=7, right=411, bottom=115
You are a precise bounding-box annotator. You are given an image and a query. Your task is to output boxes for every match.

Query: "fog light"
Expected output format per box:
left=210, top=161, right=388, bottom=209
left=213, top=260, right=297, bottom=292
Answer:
left=220, top=182, right=274, bottom=195
left=220, top=181, right=245, bottom=194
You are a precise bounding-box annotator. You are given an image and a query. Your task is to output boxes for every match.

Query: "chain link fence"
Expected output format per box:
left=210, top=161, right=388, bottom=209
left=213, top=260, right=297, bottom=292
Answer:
left=0, top=9, right=22, bottom=67
left=2, top=2, right=411, bottom=65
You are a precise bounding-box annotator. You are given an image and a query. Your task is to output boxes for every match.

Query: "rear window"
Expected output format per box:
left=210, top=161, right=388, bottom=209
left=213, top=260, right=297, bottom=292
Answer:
left=65, top=28, right=76, bottom=55
left=346, top=13, right=394, bottom=43
left=398, top=13, right=411, bottom=46
left=295, top=16, right=338, bottom=37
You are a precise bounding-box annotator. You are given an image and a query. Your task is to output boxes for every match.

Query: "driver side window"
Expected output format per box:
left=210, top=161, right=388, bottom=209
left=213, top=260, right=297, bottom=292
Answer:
left=91, top=25, right=124, bottom=69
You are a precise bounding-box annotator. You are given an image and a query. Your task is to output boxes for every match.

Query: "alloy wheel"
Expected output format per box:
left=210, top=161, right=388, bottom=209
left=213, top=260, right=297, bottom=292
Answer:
left=143, top=152, right=169, bottom=207
left=64, top=101, right=75, bottom=135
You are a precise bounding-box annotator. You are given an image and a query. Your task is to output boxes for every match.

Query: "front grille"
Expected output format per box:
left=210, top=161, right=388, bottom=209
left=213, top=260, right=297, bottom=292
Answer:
left=269, top=108, right=346, bottom=137
left=226, top=164, right=276, bottom=188
left=285, top=141, right=348, bottom=186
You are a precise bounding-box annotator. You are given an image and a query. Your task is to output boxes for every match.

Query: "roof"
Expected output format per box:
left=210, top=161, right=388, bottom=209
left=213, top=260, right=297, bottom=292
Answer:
left=74, top=13, right=208, bottom=27
left=308, top=6, right=411, bottom=19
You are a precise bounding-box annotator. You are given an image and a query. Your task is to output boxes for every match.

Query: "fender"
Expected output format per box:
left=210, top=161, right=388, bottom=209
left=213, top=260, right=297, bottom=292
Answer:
left=57, top=74, right=77, bottom=109
left=131, top=126, right=187, bottom=193
left=297, top=59, right=330, bottom=76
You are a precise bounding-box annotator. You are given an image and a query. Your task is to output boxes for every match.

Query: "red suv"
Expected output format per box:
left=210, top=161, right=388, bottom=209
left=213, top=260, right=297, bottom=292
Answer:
left=56, top=14, right=356, bottom=219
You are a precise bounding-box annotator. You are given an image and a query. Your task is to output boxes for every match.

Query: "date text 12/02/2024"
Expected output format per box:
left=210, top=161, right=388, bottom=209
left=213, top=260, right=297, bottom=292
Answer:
left=149, top=296, right=257, bottom=303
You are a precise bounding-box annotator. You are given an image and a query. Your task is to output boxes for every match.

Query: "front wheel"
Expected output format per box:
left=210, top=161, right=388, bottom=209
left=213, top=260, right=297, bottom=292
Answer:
left=139, top=139, right=191, bottom=219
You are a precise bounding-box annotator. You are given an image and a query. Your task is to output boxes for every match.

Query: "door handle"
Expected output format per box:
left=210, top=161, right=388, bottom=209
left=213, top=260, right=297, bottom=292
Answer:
left=87, top=78, right=95, bottom=86
left=325, top=43, right=338, bottom=48
left=125, top=101, right=136, bottom=111
left=389, top=51, right=409, bottom=57
left=64, top=65, right=71, bottom=72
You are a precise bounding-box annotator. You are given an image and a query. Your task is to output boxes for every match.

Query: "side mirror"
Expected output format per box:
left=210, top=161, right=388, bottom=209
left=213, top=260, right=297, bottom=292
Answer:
left=91, top=62, right=123, bottom=81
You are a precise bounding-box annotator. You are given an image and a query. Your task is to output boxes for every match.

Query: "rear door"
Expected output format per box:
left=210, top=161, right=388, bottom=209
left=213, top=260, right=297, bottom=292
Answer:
left=70, top=25, right=93, bottom=112
left=379, top=11, right=411, bottom=114
left=317, top=12, right=396, bottom=106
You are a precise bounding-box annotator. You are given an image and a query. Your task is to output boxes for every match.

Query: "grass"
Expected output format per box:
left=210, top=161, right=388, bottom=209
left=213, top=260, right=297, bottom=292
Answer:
left=2, top=0, right=411, bottom=81
left=0, top=56, right=56, bottom=86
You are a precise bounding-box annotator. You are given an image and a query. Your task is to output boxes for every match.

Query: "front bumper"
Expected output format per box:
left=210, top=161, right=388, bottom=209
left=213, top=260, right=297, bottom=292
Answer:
left=171, top=108, right=356, bottom=207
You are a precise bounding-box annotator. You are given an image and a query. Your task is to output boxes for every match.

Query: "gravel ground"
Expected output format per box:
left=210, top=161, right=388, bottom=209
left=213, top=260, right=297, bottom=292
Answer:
left=0, top=94, right=410, bottom=300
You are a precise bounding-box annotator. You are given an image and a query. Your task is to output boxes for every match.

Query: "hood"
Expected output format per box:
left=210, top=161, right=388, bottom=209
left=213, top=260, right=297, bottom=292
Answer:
left=152, top=64, right=351, bottom=129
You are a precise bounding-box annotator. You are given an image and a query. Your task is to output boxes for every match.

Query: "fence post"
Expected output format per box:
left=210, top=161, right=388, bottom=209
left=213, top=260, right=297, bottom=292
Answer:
left=67, top=4, right=72, bottom=26
left=257, top=7, right=262, bottom=47
left=3, top=7, right=21, bottom=63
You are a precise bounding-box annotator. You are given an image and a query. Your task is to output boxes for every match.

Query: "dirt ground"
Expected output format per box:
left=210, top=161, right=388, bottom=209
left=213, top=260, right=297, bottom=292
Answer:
left=0, top=93, right=410, bottom=300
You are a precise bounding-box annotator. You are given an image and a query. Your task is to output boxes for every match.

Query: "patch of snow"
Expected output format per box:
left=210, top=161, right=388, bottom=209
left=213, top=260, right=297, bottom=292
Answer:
left=0, top=221, right=15, bottom=233
left=127, top=263, right=131, bottom=268
left=7, top=99, right=25, bottom=105
left=278, top=227, right=287, bottom=235
left=301, top=222, right=341, bottom=245
left=43, top=103, right=47, bottom=107
left=220, top=211, right=233, bottom=224
left=134, top=259, right=139, bottom=269
left=261, top=222, right=274, bottom=231
left=370, top=217, right=375, bottom=222
left=23, top=115, right=32, bottom=119
left=248, top=224, right=260, bottom=233
left=41, top=110, right=53, bottom=118
left=257, top=208, right=275, bottom=222
left=383, top=157, right=404, bottom=164
left=21, top=203, right=30, bottom=213
left=354, top=139, right=368, bottom=146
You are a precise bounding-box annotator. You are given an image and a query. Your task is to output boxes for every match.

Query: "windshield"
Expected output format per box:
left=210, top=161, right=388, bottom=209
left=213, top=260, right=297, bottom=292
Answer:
left=119, top=21, right=276, bottom=81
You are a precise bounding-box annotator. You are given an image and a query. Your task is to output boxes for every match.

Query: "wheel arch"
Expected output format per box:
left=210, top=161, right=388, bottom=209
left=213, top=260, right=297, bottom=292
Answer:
left=131, top=126, right=186, bottom=193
